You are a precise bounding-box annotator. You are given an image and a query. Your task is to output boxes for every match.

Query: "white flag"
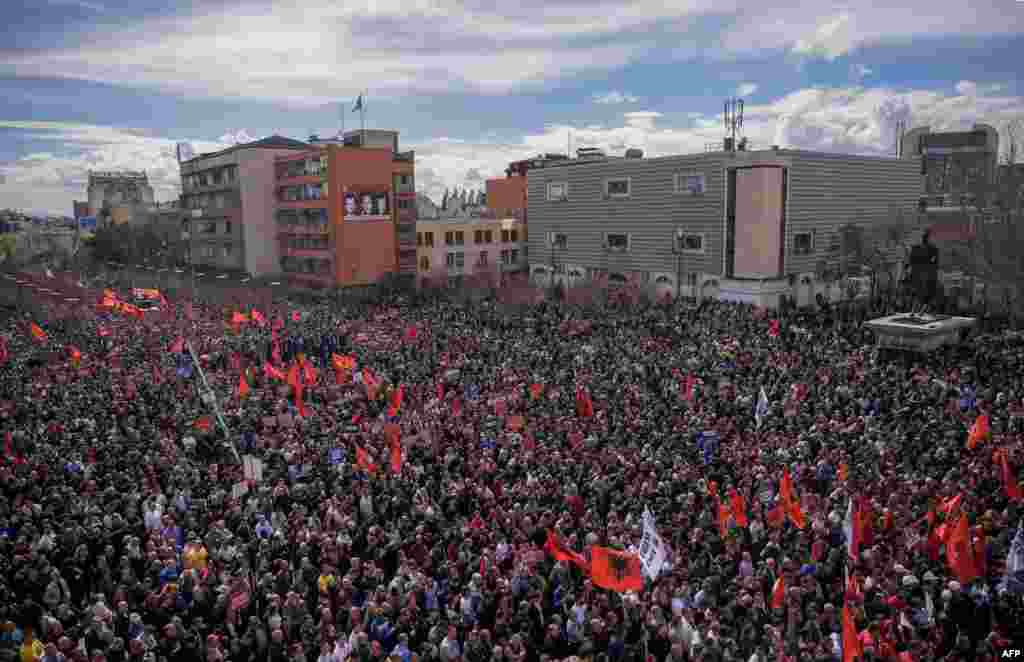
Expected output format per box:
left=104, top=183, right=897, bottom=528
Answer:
left=637, top=507, right=667, bottom=580
left=755, top=386, right=770, bottom=429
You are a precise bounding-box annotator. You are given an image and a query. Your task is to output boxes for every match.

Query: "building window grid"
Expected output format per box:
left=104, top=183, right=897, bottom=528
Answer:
left=793, top=231, right=815, bottom=256
left=604, top=178, right=631, bottom=198
left=675, top=172, right=706, bottom=195
left=478, top=251, right=489, bottom=266
left=547, top=182, right=569, bottom=201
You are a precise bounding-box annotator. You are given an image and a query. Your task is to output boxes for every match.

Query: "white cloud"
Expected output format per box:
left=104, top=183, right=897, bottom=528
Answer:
left=736, top=83, right=758, bottom=97
left=3, top=1, right=1023, bottom=104
left=592, top=91, right=639, bottom=105
left=218, top=130, right=256, bottom=145
left=4, top=81, right=1023, bottom=215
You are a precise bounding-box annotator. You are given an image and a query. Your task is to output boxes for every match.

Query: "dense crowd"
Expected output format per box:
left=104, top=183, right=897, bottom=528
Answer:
left=1, top=278, right=1023, bottom=662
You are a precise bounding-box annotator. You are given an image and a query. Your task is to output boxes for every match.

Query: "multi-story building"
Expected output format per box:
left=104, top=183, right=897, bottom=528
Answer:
left=179, top=135, right=311, bottom=275
left=416, top=215, right=528, bottom=288
left=87, top=171, right=155, bottom=227
left=900, top=124, right=1000, bottom=208
left=273, top=129, right=416, bottom=288
left=136, top=200, right=190, bottom=265
left=526, top=146, right=922, bottom=308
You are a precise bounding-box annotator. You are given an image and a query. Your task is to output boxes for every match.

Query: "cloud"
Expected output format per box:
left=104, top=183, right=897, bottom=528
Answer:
left=218, top=130, right=256, bottom=145
left=736, top=83, right=758, bottom=97
left=592, top=91, right=639, bottom=105
left=4, top=1, right=1023, bottom=105
left=4, top=80, right=1024, bottom=215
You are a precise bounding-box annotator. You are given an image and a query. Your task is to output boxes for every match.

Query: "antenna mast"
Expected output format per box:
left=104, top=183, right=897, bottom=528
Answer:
left=724, top=98, right=745, bottom=152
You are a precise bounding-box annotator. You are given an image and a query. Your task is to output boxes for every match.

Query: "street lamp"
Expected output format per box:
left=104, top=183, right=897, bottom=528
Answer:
left=672, top=227, right=686, bottom=301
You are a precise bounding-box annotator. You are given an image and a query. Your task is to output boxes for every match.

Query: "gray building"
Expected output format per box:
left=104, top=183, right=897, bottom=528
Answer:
left=179, top=135, right=310, bottom=276
left=900, top=124, right=1000, bottom=208
left=87, top=170, right=155, bottom=226
left=526, top=147, right=922, bottom=308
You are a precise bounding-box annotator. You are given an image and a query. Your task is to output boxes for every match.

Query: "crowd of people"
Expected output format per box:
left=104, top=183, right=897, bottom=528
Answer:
left=1, top=273, right=1023, bottom=662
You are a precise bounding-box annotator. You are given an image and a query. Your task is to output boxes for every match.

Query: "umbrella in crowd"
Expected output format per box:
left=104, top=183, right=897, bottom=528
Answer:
left=0, top=274, right=1022, bottom=662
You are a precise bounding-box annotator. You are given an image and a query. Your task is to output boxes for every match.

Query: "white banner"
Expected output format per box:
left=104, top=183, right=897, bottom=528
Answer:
left=638, top=508, right=667, bottom=580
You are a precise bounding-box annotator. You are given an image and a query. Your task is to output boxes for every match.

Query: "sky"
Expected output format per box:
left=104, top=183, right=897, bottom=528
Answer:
left=1, top=0, right=1023, bottom=216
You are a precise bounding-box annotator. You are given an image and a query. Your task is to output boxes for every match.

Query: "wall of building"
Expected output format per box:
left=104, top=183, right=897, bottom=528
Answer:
left=339, top=220, right=396, bottom=285
left=783, top=151, right=922, bottom=277
left=238, top=149, right=302, bottom=276
left=526, top=153, right=726, bottom=287
left=416, top=217, right=528, bottom=285
left=733, top=166, right=785, bottom=279
left=486, top=176, right=527, bottom=217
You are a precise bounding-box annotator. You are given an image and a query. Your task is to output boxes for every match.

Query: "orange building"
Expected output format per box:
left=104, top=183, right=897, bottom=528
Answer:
left=274, top=130, right=416, bottom=288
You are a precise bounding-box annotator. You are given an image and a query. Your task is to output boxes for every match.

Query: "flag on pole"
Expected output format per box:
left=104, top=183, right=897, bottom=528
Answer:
left=29, top=322, right=47, bottom=343
left=844, top=496, right=861, bottom=562
left=1000, top=521, right=1024, bottom=594
left=755, top=386, right=770, bottom=429
left=352, top=95, right=363, bottom=112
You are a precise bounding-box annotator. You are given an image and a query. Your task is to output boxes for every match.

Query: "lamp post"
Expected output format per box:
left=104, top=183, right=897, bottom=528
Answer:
left=672, top=227, right=685, bottom=301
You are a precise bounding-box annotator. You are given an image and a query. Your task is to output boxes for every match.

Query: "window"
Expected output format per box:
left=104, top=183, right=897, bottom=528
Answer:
left=225, top=166, right=237, bottom=182
left=400, top=175, right=410, bottom=185
left=200, top=245, right=215, bottom=258
left=687, top=273, right=698, bottom=288
left=223, top=221, right=232, bottom=235
left=445, top=231, right=455, bottom=246
left=446, top=252, right=456, bottom=267
left=675, top=172, right=706, bottom=195
left=501, top=249, right=511, bottom=264
left=484, top=230, right=493, bottom=243
left=547, top=182, right=568, bottom=201
left=510, top=229, right=519, bottom=243
left=605, top=233, right=630, bottom=252
left=510, top=249, right=519, bottom=263
left=676, top=233, right=705, bottom=254
left=424, top=232, right=434, bottom=247
left=201, top=221, right=216, bottom=234
left=223, top=244, right=233, bottom=258
left=478, top=251, right=488, bottom=266
left=549, top=232, right=568, bottom=250
left=604, top=178, right=631, bottom=198
left=455, top=231, right=465, bottom=246
left=456, top=252, right=465, bottom=268
left=793, top=232, right=815, bottom=256
left=501, top=230, right=510, bottom=243
left=417, top=232, right=423, bottom=246
left=398, top=199, right=413, bottom=210
left=420, top=256, right=430, bottom=271
left=474, top=230, right=484, bottom=244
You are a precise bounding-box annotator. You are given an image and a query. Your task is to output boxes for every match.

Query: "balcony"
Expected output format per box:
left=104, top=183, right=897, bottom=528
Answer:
left=394, top=150, right=415, bottom=163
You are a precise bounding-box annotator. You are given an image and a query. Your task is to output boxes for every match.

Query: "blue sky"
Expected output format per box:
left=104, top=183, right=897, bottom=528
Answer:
left=1, top=0, right=1022, bottom=215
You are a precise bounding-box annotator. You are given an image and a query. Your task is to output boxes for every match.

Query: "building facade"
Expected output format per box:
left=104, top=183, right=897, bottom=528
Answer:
left=274, top=130, right=416, bottom=288
left=416, top=215, right=528, bottom=288
left=526, top=148, right=922, bottom=308
left=87, top=171, right=155, bottom=227
left=900, top=124, right=1000, bottom=207
left=179, top=135, right=311, bottom=276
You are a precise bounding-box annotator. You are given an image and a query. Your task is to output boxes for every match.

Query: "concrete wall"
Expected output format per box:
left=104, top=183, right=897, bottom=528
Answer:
left=339, top=219, right=396, bottom=285
left=238, top=149, right=305, bottom=277
left=486, top=176, right=528, bottom=217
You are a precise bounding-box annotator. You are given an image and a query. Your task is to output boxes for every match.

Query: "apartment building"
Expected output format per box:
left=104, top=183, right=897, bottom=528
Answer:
left=180, top=135, right=311, bottom=275
left=416, top=215, right=527, bottom=288
left=274, top=130, right=416, bottom=288
left=526, top=147, right=922, bottom=308
left=87, top=170, right=155, bottom=227
left=901, top=124, right=999, bottom=207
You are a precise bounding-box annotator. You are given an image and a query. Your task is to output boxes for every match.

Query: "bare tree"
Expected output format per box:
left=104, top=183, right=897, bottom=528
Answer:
left=1003, top=119, right=1022, bottom=165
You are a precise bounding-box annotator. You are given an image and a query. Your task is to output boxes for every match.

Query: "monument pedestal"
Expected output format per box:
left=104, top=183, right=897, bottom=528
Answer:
left=863, top=313, right=976, bottom=353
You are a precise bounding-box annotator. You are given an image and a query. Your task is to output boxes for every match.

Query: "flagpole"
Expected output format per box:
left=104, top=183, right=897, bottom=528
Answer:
left=360, top=89, right=366, bottom=143
left=186, top=340, right=240, bottom=463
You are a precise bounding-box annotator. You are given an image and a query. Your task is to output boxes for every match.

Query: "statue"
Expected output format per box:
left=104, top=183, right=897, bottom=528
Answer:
left=907, top=230, right=939, bottom=304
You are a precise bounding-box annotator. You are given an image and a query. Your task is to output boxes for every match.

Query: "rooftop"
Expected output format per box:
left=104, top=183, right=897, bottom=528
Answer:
left=183, top=135, right=311, bottom=164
